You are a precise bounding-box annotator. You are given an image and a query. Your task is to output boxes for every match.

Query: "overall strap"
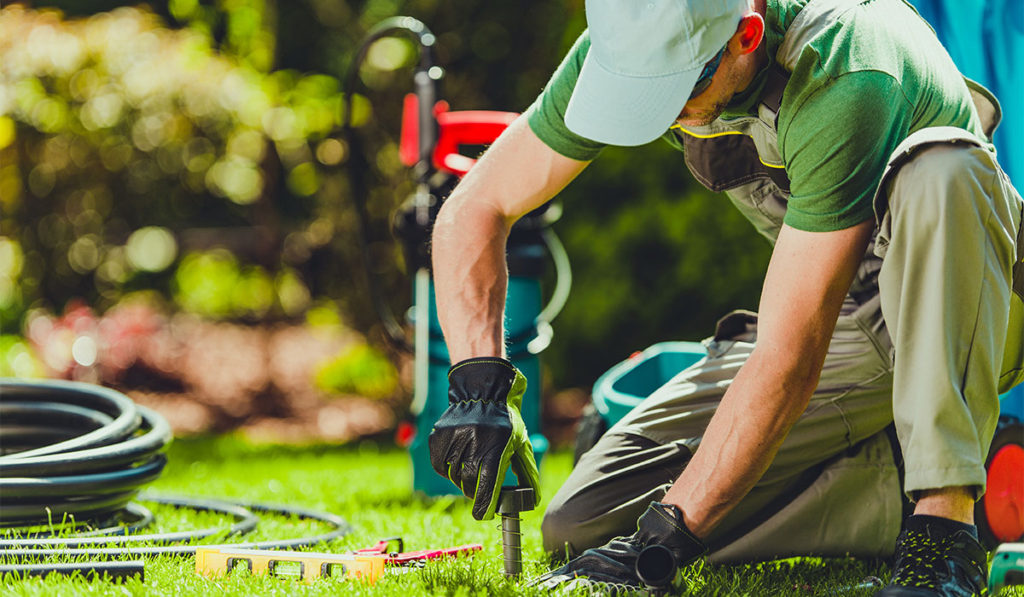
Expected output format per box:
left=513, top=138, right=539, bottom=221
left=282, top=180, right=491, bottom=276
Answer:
left=758, top=65, right=790, bottom=127
left=963, top=78, right=1001, bottom=140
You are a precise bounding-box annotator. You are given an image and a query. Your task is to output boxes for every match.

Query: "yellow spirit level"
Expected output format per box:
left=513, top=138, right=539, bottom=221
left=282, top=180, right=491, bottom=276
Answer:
left=194, top=546, right=386, bottom=584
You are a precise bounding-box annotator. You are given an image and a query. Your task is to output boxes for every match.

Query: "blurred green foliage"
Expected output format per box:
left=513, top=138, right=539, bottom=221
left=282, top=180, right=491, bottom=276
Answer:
left=315, top=343, right=399, bottom=399
left=0, top=3, right=367, bottom=331
left=173, top=249, right=311, bottom=319
left=0, top=0, right=771, bottom=390
left=0, top=335, right=46, bottom=377
left=548, top=144, right=771, bottom=385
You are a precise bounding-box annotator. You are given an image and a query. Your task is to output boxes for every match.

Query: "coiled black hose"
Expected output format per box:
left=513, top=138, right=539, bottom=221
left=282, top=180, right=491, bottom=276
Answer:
left=0, top=379, right=172, bottom=526
left=0, top=379, right=353, bottom=569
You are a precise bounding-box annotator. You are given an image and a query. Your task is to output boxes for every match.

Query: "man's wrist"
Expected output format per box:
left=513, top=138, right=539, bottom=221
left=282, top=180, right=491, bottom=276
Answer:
left=446, top=357, right=521, bottom=406
left=447, top=356, right=514, bottom=376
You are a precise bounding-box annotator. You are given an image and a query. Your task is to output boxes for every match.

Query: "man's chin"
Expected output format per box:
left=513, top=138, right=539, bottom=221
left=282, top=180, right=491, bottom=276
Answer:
left=677, top=100, right=730, bottom=127
left=677, top=109, right=725, bottom=127
left=677, top=114, right=718, bottom=127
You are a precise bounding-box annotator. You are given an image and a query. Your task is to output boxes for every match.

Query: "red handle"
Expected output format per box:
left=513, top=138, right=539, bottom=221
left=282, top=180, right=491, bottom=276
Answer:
left=399, top=93, right=518, bottom=177
left=353, top=538, right=483, bottom=565
left=433, top=110, right=518, bottom=176
left=387, top=543, right=483, bottom=564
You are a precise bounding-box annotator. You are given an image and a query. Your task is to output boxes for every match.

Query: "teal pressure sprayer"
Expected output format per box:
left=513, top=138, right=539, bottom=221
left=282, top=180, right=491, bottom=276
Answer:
left=343, top=17, right=569, bottom=496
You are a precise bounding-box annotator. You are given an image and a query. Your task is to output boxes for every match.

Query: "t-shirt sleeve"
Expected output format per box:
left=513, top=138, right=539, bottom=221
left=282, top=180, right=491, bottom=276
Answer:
left=523, top=31, right=607, bottom=161
left=780, top=70, right=914, bottom=232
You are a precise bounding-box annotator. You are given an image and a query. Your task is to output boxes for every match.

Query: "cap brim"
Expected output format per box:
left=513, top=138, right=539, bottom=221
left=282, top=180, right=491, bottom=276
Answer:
left=565, top=52, right=702, bottom=147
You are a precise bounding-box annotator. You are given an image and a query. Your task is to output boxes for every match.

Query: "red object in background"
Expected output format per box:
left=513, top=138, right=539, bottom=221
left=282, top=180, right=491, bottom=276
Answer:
left=399, top=93, right=518, bottom=177
left=395, top=420, right=416, bottom=447
left=25, top=300, right=164, bottom=381
left=354, top=537, right=482, bottom=566
left=985, top=442, right=1024, bottom=542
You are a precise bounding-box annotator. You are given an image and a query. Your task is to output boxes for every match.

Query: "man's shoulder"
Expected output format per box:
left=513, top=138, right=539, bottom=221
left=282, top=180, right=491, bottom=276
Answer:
left=780, top=0, right=953, bottom=87
left=775, top=0, right=979, bottom=141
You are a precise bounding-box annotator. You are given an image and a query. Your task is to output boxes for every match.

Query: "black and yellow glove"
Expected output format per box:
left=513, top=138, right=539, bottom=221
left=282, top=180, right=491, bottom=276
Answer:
left=428, top=357, right=541, bottom=521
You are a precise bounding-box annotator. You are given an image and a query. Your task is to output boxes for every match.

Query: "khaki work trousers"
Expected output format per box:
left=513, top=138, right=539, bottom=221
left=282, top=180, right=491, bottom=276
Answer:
left=542, top=133, right=1024, bottom=563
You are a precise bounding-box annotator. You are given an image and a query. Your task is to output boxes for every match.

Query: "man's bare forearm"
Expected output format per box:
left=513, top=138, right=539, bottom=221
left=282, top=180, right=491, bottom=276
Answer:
left=663, top=220, right=874, bottom=539
left=428, top=118, right=590, bottom=364
left=663, top=343, right=824, bottom=537
left=431, top=195, right=512, bottom=362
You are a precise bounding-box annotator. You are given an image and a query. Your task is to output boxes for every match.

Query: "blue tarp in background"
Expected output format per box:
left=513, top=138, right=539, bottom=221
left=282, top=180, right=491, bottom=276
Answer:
left=909, top=0, right=1023, bottom=185
left=909, top=1, right=1024, bottom=409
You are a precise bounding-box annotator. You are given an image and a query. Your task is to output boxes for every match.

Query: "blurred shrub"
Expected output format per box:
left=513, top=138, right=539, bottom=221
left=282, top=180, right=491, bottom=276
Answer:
left=0, top=335, right=45, bottom=378
left=0, top=4, right=365, bottom=329
left=172, top=249, right=309, bottom=319
left=315, top=343, right=399, bottom=399
left=546, top=144, right=772, bottom=387
left=22, top=297, right=169, bottom=381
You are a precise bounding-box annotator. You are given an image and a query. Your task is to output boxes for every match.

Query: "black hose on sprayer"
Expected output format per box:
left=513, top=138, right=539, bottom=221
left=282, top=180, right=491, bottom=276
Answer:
left=341, top=17, right=442, bottom=354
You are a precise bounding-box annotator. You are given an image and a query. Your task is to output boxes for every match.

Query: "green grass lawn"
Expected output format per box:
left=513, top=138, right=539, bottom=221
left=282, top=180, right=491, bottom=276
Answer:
left=2, top=435, right=910, bottom=596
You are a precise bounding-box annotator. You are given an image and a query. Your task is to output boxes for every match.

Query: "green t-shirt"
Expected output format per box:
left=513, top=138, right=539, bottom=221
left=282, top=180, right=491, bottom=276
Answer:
left=524, top=0, right=988, bottom=232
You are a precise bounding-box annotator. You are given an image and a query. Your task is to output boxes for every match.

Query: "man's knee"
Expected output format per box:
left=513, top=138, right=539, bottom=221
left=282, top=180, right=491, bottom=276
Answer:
left=887, top=142, right=996, bottom=223
left=540, top=498, right=579, bottom=560
left=539, top=431, right=691, bottom=558
left=539, top=463, right=620, bottom=559
left=540, top=486, right=638, bottom=560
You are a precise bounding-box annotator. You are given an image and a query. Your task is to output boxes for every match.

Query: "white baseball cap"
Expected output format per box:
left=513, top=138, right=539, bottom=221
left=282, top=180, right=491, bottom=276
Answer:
left=565, top=0, right=749, bottom=146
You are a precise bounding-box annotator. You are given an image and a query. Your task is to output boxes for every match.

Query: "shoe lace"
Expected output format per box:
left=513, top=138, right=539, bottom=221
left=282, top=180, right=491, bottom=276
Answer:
left=891, top=529, right=957, bottom=589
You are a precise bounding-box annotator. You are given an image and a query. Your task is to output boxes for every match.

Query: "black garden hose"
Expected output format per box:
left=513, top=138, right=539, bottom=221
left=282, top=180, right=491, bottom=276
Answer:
left=0, top=379, right=172, bottom=526
left=0, top=494, right=353, bottom=561
left=0, top=560, right=146, bottom=582
left=0, top=379, right=353, bottom=571
left=0, top=495, right=260, bottom=550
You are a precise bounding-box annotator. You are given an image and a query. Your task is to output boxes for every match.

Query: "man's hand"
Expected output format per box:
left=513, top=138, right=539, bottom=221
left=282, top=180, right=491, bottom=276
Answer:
left=533, top=502, right=707, bottom=591
left=428, top=357, right=541, bottom=520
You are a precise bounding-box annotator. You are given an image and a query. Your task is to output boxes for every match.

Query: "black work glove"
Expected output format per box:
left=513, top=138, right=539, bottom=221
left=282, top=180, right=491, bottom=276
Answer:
left=428, top=357, right=541, bottom=521
left=533, top=502, right=707, bottom=591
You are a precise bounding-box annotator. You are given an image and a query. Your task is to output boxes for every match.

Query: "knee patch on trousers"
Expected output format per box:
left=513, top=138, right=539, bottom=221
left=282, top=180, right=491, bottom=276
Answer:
left=872, top=126, right=993, bottom=259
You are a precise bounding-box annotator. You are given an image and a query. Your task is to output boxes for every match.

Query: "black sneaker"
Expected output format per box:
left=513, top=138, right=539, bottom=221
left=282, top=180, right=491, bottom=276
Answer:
left=876, top=515, right=988, bottom=596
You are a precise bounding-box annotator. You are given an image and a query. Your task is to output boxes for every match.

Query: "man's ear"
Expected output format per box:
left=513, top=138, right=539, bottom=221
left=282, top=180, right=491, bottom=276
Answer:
left=732, top=13, right=765, bottom=55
